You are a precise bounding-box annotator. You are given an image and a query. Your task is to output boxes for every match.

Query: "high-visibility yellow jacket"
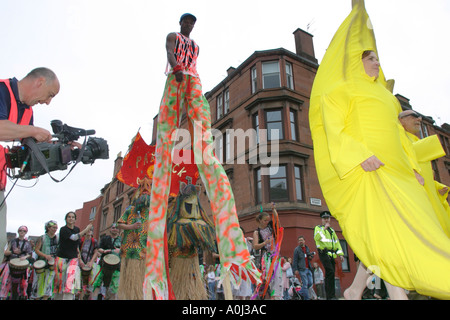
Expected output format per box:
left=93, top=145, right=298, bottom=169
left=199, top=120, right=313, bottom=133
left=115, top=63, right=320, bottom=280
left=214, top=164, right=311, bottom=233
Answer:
left=314, top=225, right=344, bottom=259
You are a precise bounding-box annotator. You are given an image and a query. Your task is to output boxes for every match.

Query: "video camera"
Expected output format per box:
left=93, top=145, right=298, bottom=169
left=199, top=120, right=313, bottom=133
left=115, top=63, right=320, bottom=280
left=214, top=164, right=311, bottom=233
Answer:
left=5, top=120, right=109, bottom=180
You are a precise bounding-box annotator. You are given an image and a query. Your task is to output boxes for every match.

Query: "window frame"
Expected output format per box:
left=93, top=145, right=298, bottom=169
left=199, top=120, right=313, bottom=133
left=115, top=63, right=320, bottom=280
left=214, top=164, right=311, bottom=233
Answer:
left=224, top=89, right=230, bottom=114
left=286, top=61, right=294, bottom=89
left=339, top=239, right=350, bottom=272
left=294, top=165, right=304, bottom=202
left=290, top=109, right=298, bottom=142
left=251, top=66, right=257, bottom=94
left=253, top=113, right=260, bottom=144
left=265, top=108, right=284, bottom=141
left=268, top=165, right=289, bottom=203
left=255, top=167, right=262, bottom=204
left=216, top=93, right=223, bottom=120
left=262, top=61, right=281, bottom=89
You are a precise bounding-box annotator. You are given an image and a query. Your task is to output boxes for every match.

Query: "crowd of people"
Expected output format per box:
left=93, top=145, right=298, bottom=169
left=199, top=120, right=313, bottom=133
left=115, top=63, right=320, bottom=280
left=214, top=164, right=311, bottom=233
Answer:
left=0, top=213, right=122, bottom=300
left=1, top=205, right=433, bottom=301
left=0, top=204, right=331, bottom=301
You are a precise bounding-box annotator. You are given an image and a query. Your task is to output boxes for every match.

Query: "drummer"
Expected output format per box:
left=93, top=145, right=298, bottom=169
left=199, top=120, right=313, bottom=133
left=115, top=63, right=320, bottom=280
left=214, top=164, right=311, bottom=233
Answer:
left=31, top=220, right=59, bottom=300
left=2, top=226, right=33, bottom=300
left=92, top=222, right=122, bottom=300
left=78, top=226, right=98, bottom=300
left=54, top=212, right=93, bottom=300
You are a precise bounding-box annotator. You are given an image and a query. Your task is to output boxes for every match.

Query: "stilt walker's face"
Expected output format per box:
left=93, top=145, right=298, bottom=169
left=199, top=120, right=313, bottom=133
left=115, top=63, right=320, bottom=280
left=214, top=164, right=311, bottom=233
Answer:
left=180, top=17, right=195, bottom=37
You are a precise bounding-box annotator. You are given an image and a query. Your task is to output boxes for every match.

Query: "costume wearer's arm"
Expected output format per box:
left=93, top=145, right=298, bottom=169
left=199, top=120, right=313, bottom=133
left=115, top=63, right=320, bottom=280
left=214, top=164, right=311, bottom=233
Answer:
left=320, top=91, right=374, bottom=179
left=166, top=32, right=183, bottom=83
left=398, top=124, right=422, bottom=174
left=117, top=222, right=140, bottom=230
left=166, top=33, right=178, bottom=69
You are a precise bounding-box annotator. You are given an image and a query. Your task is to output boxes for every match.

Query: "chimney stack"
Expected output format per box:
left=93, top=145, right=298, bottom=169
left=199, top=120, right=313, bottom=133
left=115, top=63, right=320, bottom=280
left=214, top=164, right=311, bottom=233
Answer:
left=227, top=66, right=236, bottom=76
left=293, top=28, right=317, bottom=62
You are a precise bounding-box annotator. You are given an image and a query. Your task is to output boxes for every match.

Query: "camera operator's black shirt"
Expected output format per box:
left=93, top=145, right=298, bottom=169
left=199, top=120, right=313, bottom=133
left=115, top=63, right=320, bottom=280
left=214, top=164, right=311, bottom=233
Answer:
left=0, top=78, right=34, bottom=124
left=57, top=225, right=81, bottom=260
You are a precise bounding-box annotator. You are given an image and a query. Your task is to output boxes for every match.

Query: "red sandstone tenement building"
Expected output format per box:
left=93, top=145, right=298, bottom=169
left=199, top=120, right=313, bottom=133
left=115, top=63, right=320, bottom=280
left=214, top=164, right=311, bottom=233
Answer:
left=75, top=27, right=450, bottom=297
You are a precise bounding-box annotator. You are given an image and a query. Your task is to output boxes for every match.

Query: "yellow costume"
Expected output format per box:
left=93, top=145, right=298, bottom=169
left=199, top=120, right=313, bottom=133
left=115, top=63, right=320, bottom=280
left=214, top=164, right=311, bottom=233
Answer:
left=406, top=133, right=450, bottom=237
left=309, top=0, right=450, bottom=299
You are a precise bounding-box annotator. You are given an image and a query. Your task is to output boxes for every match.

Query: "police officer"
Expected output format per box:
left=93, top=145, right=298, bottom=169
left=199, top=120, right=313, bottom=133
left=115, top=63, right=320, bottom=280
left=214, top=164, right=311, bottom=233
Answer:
left=314, top=211, right=344, bottom=300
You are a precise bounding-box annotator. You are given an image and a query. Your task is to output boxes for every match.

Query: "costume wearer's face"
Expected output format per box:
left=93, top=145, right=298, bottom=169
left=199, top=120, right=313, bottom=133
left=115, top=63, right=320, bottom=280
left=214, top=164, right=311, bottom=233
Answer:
left=180, top=17, right=195, bottom=36
left=400, top=111, right=422, bottom=135
left=111, top=227, right=119, bottom=236
left=362, top=51, right=380, bottom=78
left=48, top=224, right=58, bottom=234
left=261, top=216, right=271, bottom=227
left=66, top=213, right=76, bottom=225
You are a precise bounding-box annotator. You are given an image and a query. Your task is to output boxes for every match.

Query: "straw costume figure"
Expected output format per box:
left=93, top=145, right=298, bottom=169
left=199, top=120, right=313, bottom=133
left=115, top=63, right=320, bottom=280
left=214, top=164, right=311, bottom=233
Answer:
left=167, top=177, right=216, bottom=300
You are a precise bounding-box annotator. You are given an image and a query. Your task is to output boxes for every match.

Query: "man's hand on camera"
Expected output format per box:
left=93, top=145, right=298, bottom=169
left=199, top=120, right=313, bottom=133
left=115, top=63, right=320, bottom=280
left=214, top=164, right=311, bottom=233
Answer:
left=32, top=127, right=53, bottom=143
left=68, top=141, right=82, bottom=150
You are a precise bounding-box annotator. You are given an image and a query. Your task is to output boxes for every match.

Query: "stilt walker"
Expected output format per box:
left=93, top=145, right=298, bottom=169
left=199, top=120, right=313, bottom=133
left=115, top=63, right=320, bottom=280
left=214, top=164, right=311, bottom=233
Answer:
left=143, top=13, right=260, bottom=299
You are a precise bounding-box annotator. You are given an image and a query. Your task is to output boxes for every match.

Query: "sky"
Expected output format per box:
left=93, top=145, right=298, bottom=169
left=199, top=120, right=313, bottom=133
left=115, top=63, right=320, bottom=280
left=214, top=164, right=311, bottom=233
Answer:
left=1, top=0, right=449, bottom=237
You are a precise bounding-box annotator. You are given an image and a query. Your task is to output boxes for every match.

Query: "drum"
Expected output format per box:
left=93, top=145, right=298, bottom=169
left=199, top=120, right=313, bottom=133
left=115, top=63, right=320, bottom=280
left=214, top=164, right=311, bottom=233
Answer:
left=102, top=254, right=120, bottom=287
left=103, top=254, right=120, bottom=271
left=81, top=266, right=92, bottom=285
left=47, top=257, right=55, bottom=271
left=9, top=258, right=30, bottom=278
left=33, top=260, right=46, bottom=274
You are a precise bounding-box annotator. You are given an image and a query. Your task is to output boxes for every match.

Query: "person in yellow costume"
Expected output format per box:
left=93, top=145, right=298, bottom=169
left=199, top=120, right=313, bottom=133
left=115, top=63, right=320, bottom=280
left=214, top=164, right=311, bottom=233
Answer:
left=309, top=0, right=450, bottom=299
left=399, top=110, right=450, bottom=237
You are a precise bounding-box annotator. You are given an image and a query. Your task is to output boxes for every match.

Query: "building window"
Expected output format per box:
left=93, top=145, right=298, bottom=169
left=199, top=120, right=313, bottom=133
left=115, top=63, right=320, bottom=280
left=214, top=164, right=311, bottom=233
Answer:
left=102, top=209, right=108, bottom=230
left=251, top=67, right=257, bottom=94
left=224, top=89, right=230, bottom=114
left=114, top=204, right=122, bottom=223
left=340, top=240, right=350, bottom=272
left=214, top=134, right=224, bottom=163
left=290, top=110, right=298, bottom=141
left=89, top=207, right=97, bottom=221
left=253, top=113, right=260, bottom=144
left=255, top=168, right=262, bottom=204
left=105, top=190, right=110, bottom=204
left=262, top=61, right=280, bottom=89
left=217, top=93, right=223, bottom=120
left=294, top=165, right=303, bottom=201
left=286, top=61, right=294, bottom=89
left=440, top=134, right=450, bottom=156
left=420, top=124, right=429, bottom=139
left=116, top=181, right=124, bottom=197
left=225, top=131, right=232, bottom=163
left=431, top=160, right=441, bottom=182
left=265, top=109, right=284, bottom=140
left=269, top=165, right=288, bottom=202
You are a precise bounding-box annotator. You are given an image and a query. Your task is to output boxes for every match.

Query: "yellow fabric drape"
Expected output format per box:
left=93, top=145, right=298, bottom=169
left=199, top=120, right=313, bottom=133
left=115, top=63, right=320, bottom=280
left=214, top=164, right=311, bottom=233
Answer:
left=406, top=133, right=450, bottom=238
left=309, top=0, right=450, bottom=299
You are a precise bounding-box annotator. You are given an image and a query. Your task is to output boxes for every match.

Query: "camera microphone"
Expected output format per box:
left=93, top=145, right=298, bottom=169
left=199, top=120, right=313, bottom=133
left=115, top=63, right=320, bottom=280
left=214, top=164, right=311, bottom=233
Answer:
left=81, top=129, right=96, bottom=136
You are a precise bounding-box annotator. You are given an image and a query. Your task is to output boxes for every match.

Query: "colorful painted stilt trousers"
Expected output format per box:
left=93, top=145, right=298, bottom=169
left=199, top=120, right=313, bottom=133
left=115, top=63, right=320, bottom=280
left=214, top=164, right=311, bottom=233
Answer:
left=144, top=74, right=261, bottom=299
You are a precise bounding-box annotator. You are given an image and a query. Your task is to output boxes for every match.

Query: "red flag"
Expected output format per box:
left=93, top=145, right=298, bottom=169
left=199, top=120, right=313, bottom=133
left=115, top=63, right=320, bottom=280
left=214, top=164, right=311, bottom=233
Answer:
left=116, top=132, right=199, bottom=197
